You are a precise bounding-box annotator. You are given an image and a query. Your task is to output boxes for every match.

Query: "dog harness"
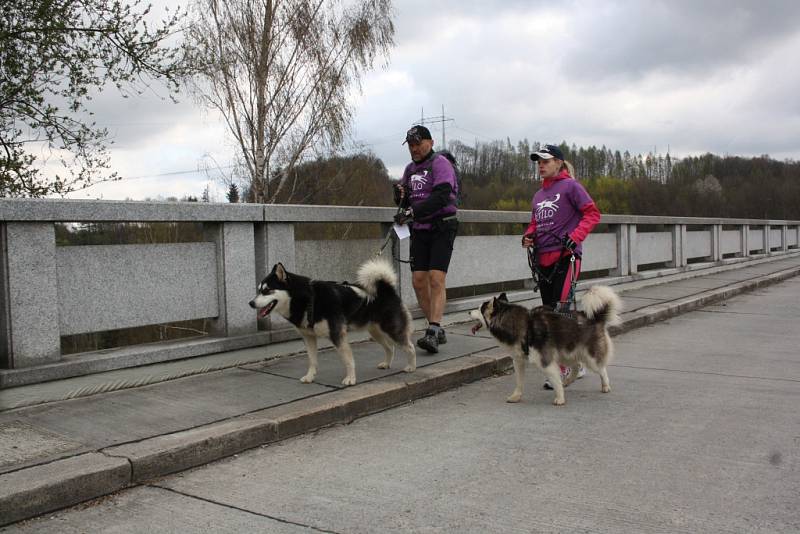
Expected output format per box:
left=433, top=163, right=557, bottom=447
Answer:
left=527, top=245, right=579, bottom=316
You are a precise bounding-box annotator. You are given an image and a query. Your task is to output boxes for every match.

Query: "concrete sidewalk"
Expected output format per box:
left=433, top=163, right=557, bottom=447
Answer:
left=2, top=253, right=800, bottom=526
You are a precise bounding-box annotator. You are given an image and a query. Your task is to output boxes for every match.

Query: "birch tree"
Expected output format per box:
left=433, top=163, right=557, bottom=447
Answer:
left=186, top=0, right=394, bottom=203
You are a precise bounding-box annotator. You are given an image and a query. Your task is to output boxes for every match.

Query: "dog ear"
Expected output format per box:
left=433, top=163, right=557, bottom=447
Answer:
left=274, top=263, right=288, bottom=282
left=497, top=292, right=508, bottom=302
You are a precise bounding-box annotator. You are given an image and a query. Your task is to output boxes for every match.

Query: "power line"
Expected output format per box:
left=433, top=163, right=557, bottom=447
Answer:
left=124, top=164, right=236, bottom=181
left=348, top=129, right=410, bottom=148
left=450, top=122, right=495, bottom=142
left=418, top=105, right=454, bottom=148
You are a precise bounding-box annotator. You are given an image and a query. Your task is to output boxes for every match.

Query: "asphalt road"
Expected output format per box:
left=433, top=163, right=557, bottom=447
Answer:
left=4, top=279, right=800, bottom=533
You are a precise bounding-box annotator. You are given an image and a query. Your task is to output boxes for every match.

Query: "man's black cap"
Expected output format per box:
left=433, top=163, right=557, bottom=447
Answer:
left=530, top=144, right=565, bottom=161
left=403, top=125, right=433, bottom=145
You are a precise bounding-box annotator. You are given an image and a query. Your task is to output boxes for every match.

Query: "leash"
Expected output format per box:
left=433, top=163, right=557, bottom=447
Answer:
left=377, top=227, right=394, bottom=257
left=376, top=204, right=412, bottom=263
left=376, top=202, right=403, bottom=257
left=378, top=232, right=411, bottom=264
left=560, top=254, right=578, bottom=315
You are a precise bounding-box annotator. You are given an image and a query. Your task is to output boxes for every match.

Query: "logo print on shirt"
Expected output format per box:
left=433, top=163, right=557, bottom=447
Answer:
left=410, top=170, right=429, bottom=191
left=535, top=193, right=560, bottom=221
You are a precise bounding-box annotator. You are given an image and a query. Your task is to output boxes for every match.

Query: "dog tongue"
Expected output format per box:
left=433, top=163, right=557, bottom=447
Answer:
left=471, top=322, right=482, bottom=335
left=258, top=307, right=271, bottom=318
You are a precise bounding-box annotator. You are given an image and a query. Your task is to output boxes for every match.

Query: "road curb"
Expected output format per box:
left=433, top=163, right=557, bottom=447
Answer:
left=0, top=453, right=130, bottom=526
left=2, top=266, right=799, bottom=527
left=613, top=264, right=800, bottom=335
left=100, top=354, right=505, bottom=485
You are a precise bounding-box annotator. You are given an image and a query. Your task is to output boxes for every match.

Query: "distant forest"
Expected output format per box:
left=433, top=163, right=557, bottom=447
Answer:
left=264, top=139, right=800, bottom=220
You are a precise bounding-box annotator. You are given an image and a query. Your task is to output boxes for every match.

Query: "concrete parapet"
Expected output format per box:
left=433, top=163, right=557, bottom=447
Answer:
left=1, top=198, right=799, bottom=383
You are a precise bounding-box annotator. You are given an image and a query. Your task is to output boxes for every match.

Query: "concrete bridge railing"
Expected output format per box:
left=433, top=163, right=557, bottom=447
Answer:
left=1, top=198, right=798, bottom=386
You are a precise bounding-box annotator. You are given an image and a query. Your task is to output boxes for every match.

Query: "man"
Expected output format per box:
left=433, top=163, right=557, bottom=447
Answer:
left=393, top=125, right=459, bottom=353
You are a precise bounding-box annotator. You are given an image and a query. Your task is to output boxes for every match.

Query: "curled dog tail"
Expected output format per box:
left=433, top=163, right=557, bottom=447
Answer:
left=581, top=285, right=622, bottom=326
left=357, top=258, right=399, bottom=297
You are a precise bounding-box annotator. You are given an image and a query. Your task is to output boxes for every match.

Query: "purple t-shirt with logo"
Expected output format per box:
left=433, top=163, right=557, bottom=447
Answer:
left=401, top=154, right=458, bottom=230
left=531, top=177, right=593, bottom=255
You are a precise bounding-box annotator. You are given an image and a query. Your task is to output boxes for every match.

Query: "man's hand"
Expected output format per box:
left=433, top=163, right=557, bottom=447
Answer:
left=393, top=183, right=406, bottom=204
left=394, top=208, right=413, bottom=225
left=563, top=234, right=578, bottom=252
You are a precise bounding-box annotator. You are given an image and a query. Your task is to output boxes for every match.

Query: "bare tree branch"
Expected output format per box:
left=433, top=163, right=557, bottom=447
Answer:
left=185, top=0, right=394, bottom=203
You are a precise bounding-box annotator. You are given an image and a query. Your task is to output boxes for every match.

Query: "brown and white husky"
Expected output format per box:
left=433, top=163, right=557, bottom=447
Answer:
left=470, top=286, right=621, bottom=405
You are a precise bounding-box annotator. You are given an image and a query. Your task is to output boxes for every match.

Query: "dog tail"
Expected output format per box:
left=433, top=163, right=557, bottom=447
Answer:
left=357, top=258, right=399, bottom=297
left=581, top=285, right=622, bottom=326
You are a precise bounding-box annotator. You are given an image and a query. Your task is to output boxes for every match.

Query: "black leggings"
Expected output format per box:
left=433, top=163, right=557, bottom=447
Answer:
left=537, top=255, right=582, bottom=309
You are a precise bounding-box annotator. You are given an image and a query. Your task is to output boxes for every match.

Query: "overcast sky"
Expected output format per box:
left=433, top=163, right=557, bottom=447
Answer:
left=64, top=0, right=800, bottom=201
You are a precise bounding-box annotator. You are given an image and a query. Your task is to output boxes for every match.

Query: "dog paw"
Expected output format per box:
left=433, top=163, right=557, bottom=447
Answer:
left=341, top=376, right=356, bottom=386
left=602, top=385, right=611, bottom=393
left=552, top=397, right=566, bottom=406
left=300, top=374, right=315, bottom=384
left=377, top=362, right=389, bottom=369
left=506, top=392, right=522, bottom=403
left=403, top=365, right=416, bottom=373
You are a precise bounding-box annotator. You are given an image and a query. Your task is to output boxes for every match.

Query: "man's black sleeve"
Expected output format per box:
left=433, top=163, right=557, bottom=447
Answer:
left=412, top=183, right=453, bottom=219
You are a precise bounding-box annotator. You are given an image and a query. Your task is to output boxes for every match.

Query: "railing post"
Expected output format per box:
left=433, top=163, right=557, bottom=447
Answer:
left=711, top=224, right=722, bottom=262
left=0, top=222, right=61, bottom=368
left=254, top=222, right=296, bottom=278
left=670, top=224, right=687, bottom=268
left=763, top=225, right=770, bottom=255
left=254, top=220, right=296, bottom=332
left=611, top=225, right=627, bottom=276
left=613, top=224, right=636, bottom=276
left=780, top=224, right=788, bottom=252
left=627, top=224, right=638, bottom=274
left=740, top=224, right=749, bottom=258
left=795, top=224, right=800, bottom=250
left=203, top=222, right=257, bottom=337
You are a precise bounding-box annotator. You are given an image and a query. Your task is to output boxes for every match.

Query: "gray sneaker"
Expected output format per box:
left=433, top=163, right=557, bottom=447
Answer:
left=417, top=328, right=439, bottom=354
left=437, top=328, right=447, bottom=344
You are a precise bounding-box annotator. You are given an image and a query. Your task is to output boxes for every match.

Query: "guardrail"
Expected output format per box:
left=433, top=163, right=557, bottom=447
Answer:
left=1, top=198, right=798, bottom=386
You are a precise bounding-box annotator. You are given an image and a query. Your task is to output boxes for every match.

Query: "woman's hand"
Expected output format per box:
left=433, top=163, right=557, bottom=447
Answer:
left=521, top=235, right=534, bottom=248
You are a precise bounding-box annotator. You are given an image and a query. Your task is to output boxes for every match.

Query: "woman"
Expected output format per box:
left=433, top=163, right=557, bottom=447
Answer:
left=522, top=144, right=601, bottom=389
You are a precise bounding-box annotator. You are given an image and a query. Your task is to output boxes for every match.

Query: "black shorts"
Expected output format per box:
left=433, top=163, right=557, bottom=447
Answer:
left=409, top=218, right=458, bottom=272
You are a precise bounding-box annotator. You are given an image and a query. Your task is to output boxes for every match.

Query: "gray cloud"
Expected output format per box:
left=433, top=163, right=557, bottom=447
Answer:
left=65, top=0, right=800, bottom=199
left=561, top=1, right=800, bottom=85
left=358, top=0, right=800, bottom=174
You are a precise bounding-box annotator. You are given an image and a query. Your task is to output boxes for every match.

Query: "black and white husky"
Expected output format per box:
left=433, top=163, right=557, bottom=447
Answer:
left=470, top=286, right=621, bottom=406
left=249, top=258, right=416, bottom=386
